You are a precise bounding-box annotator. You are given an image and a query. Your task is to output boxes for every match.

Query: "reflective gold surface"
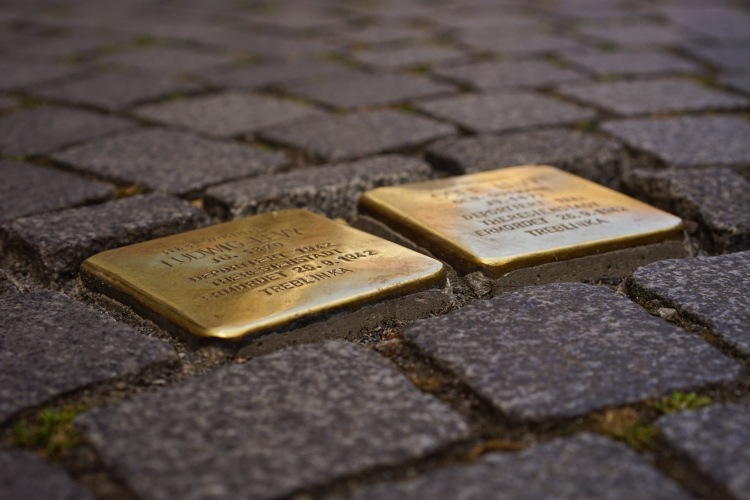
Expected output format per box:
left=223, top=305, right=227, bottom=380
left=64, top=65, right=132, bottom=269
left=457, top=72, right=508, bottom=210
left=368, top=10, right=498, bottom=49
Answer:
left=82, top=209, right=445, bottom=339
left=360, top=165, right=684, bottom=277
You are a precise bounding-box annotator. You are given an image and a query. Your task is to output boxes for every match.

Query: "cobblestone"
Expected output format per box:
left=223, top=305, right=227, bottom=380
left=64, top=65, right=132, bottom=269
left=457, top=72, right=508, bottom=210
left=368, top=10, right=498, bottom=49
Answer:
left=432, top=60, right=586, bottom=91
left=602, top=115, right=750, bottom=168
left=575, top=23, right=698, bottom=47
left=723, top=74, right=750, bottom=94
left=0, top=160, right=111, bottom=222
left=206, top=61, right=348, bottom=90
left=657, top=401, right=750, bottom=500
left=53, top=128, right=288, bottom=195
left=562, top=51, right=701, bottom=77
left=0, top=107, right=135, bottom=155
left=0, top=193, right=208, bottom=284
left=343, top=434, right=690, bottom=500
left=662, top=6, right=750, bottom=41
left=628, top=252, right=750, bottom=357
left=0, top=268, right=17, bottom=295
left=0, top=291, right=175, bottom=423
left=104, top=46, right=232, bottom=75
left=259, top=110, right=455, bottom=161
left=0, top=59, right=79, bottom=92
left=416, top=92, right=596, bottom=133
left=0, top=450, right=94, bottom=500
left=77, top=341, right=468, bottom=500
left=205, top=155, right=432, bottom=219
left=403, top=283, right=740, bottom=421
left=353, top=45, right=468, bottom=70
left=683, top=45, right=750, bottom=71
left=459, top=33, right=581, bottom=56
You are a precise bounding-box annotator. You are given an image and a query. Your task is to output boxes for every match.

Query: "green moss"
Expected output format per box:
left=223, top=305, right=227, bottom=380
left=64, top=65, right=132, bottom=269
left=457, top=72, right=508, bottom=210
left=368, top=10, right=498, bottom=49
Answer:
left=12, top=404, right=86, bottom=461
left=651, top=391, right=712, bottom=414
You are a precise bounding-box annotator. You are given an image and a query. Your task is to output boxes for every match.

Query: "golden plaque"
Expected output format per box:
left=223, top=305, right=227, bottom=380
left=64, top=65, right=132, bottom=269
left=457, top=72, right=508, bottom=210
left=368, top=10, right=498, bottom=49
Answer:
left=81, top=210, right=445, bottom=339
left=360, top=165, right=684, bottom=277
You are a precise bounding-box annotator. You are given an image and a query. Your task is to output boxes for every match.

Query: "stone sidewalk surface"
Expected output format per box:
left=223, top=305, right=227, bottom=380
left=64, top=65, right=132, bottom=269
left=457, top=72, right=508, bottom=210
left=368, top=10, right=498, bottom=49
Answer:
left=1, top=0, right=749, bottom=499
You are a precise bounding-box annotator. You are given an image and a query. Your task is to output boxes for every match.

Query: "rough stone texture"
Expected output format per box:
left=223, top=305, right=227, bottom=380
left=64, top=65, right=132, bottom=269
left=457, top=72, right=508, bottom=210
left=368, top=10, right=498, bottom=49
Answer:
left=0, top=193, right=209, bottom=283
left=0, top=291, right=176, bottom=423
left=353, top=45, right=467, bottom=70
left=205, top=155, right=433, bottom=219
left=562, top=51, right=701, bottom=76
left=31, top=72, right=204, bottom=111
left=576, top=23, right=698, bottom=47
left=0, top=107, right=135, bottom=155
left=426, top=128, right=627, bottom=188
left=624, top=168, right=750, bottom=253
left=0, top=269, right=17, bottom=295
left=259, top=110, right=455, bottom=161
left=415, top=92, right=596, bottom=133
left=0, top=59, right=79, bottom=91
left=0, top=160, right=111, bottom=222
left=628, top=252, right=750, bottom=357
left=53, top=128, right=287, bottom=195
left=403, top=283, right=741, bottom=421
left=282, top=71, right=456, bottom=109
left=77, top=341, right=468, bottom=500
left=0, top=449, right=94, bottom=500
left=432, top=60, right=586, bottom=91
left=662, top=6, right=750, bottom=41
left=723, top=74, right=750, bottom=94
left=104, top=46, right=232, bottom=75
left=657, top=401, right=750, bottom=500
left=683, top=45, right=750, bottom=71
left=205, top=61, right=348, bottom=89
left=558, top=79, right=748, bottom=115
left=343, top=434, right=691, bottom=500
left=134, top=91, right=325, bottom=138
left=602, top=116, right=750, bottom=168
left=460, top=33, right=581, bottom=56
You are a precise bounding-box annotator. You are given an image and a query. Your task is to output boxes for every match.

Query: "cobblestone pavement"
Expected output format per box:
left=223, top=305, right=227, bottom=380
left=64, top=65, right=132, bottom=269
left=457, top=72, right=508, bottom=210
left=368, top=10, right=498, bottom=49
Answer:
left=1, top=0, right=749, bottom=499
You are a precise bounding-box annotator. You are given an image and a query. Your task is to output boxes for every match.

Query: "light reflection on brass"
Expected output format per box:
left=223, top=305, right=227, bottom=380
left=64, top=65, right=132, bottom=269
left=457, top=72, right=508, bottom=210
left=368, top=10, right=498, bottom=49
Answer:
left=359, top=165, right=684, bottom=277
left=81, top=209, right=445, bottom=339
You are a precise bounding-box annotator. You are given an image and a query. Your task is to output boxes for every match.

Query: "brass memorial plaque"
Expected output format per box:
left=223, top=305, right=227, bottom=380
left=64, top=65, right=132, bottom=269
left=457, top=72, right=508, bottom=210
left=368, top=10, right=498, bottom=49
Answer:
left=82, top=209, right=445, bottom=339
left=360, top=165, right=684, bottom=277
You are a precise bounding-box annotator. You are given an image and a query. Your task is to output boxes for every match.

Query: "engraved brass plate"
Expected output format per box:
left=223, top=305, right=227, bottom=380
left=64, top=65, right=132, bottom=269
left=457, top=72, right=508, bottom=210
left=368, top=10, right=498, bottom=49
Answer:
left=360, top=165, right=684, bottom=277
left=82, top=209, right=445, bottom=339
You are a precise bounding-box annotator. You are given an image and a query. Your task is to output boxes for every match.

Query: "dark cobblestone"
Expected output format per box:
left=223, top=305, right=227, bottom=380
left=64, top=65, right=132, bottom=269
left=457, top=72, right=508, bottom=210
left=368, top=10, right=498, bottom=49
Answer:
left=624, top=168, right=750, bottom=253
left=602, top=115, right=750, bottom=169
left=104, top=46, right=232, bottom=75
left=0, top=107, right=135, bottom=155
left=559, top=78, right=748, bottom=115
left=353, top=45, right=468, bottom=70
left=576, top=23, right=699, bottom=47
left=416, top=92, right=596, bottom=133
left=432, top=60, right=587, bottom=91
left=657, top=401, right=750, bottom=500
left=562, top=51, right=702, bottom=77
left=0, top=193, right=208, bottom=284
left=205, top=61, right=349, bottom=90
left=134, top=91, right=325, bottom=138
left=0, top=160, right=111, bottom=222
left=0, top=450, right=94, bottom=500
left=205, top=155, right=432, bottom=220
left=426, top=128, right=626, bottom=188
left=343, top=434, right=690, bottom=500
left=77, top=341, right=468, bottom=500
left=628, top=252, right=750, bottom=357
left=53, top=128, right=288, bottom=195
left=0, top=59, right=79, bottom=92
left=0, top=291, right=175, bottom=423
left=683, top=45, right=750, bottom=71
left=662, top=6, right=750, bottom=41
left=723, top=74, right=750, bottom=94
left=259, top=110, right=455, bottom=161
left=403, top=282, right=740, bottom=421
left=459, top=32, right=581, bottom=56
left=282, top=71, right=456, bottom=109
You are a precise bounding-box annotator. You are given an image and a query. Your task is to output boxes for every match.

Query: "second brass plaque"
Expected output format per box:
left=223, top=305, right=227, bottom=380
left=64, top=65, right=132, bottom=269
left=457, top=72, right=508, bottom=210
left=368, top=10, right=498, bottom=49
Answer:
left=360, top=165, right=684, bottom=276
left=82, top=209, right=445, bottom=339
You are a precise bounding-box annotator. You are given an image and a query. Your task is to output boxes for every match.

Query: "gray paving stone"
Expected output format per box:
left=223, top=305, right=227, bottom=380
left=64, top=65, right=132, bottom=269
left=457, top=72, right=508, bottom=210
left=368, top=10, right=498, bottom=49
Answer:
left=31, top=72, right=203, bottom=111
left=0, top=160, right=111, bottom=222
left=415, top=92, right=596, bottom=134
left=657, top=401, right=750, bottom=500
left=201, top=32, right=337, bottom=60
left=563, top=51, right=702, bottom=76
left=76, top=341, right=469, bottom=500
left=134, top=91, right=325, bottom=138
left=577, top=23, right=698, bottom=47
left=205, top=155, right=432, bottom=219
left=0, top=193, right=208, bottom=283
left=0, top=59, right=79, bottom=91
left=602, top=115, right=750, bottom=168
left=0, top=449, right=94, bottom=500
left=426, top=128, right=626, bottom=187
left=723, top=74, right=750, bottom=94
left=259, top=110, right=455, bottom=162
left=0, top=107, right=135, bottom=155
left=684, top=45, right=750, bottom=71
left=53, top=128, right=287, bottom=195
left=343, top=434, right=691, bottom=500
left=459, top=33, right=581, bottom=56
left=432, top=60, right=586, bottom=91
left=0, top=291, right=176, bottom=423
left=206, top=61, right=349, bottom=89
left=559, top=79, right=748, bottom=115
left=282, top=71, right=456, bottom=109
left=628, top=252, right=750, bottom=356
left=345, top=22, right=425, bottom=45
left=353, top=45, right=468, bottom=70
left=13, top=31, right=132, bottom=59
left=104, top=46, right=231, bottom=75
left=662, top=6, right=750, bottom=41
left=403, top=282, right=741, bottom=421
left=624, top=168, right=750, bottom=253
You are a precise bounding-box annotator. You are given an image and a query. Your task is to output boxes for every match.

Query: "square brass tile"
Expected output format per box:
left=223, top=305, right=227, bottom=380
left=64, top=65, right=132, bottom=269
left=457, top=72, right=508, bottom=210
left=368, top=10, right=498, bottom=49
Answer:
left=360, top=165, right=684, bottom=277
left=81, top=209, right=445, bottom=339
